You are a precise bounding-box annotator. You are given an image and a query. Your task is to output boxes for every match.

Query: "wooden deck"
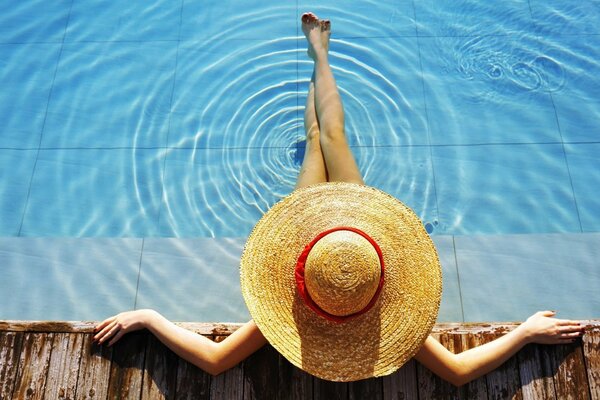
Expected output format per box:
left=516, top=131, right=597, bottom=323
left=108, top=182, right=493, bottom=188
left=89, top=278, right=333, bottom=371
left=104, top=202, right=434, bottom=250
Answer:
left=0, top=320, right=598, bottom=400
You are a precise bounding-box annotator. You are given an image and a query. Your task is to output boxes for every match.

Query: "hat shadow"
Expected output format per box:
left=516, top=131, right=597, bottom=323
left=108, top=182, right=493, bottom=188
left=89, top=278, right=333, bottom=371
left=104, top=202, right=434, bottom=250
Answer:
left=292, top=294, right=381, bottom=382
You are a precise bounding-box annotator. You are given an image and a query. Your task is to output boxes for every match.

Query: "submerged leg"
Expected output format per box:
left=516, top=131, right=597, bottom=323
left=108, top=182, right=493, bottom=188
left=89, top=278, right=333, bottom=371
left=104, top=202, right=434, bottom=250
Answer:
left=301, top=12, right=363, bottom=185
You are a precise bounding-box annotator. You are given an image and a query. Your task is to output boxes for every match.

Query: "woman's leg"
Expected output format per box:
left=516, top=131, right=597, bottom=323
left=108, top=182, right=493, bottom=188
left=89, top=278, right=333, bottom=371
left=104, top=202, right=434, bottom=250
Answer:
left=301, top=13, right=364, bottom=185
left=295, top=70, right=328, bottom=190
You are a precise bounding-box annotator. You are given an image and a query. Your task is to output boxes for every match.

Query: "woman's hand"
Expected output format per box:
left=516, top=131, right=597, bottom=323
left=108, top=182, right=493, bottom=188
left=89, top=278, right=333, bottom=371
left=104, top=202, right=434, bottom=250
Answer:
left=93, top=309, right=157, bottom=346
left=521, top=310, right=584, bottom=344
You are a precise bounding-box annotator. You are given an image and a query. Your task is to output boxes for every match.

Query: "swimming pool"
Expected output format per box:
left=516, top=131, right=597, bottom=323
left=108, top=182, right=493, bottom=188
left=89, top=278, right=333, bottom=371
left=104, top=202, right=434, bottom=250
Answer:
left=1, top=0, right=599, bottom=322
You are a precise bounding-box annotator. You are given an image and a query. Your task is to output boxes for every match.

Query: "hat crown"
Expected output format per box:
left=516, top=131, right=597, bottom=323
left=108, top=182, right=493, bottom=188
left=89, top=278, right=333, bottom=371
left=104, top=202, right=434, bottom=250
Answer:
left=304, top=230, right=381, bottom=317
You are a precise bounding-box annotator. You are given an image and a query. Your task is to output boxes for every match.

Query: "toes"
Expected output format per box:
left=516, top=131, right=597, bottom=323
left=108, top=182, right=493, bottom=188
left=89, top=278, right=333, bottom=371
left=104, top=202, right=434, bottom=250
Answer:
left=321, top=20, right=331, bottom=31
left=302, top=12, right=318, bottom=25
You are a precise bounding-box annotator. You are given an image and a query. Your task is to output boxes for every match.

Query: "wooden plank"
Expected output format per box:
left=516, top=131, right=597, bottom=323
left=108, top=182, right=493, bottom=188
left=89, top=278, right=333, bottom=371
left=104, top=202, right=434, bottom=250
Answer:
left=107, top=330, right=147, bottom=399
left=518, top=344, right=556, bottom=400
left=141, top=334, right=179, bottom=400
left=210, top=335, right=244, bottom=400
left=43, top=332, right=85, bottom=399
left=479, top=332, right=522, bottom=400
left=382, top=358, right=418, bottom=400
left=77, top=333, right=113, bottom=400
left=0, top=331, right=24, bottom=400
left=175, top=356, right=212, bottom=400
left=417, top=333, right=459, bottom=400
left=12, top=332, right=54, bottom=400
left=583, top=329, right=600, bottom=400
left=0, top=320, right=245, bottom=335
left=349, top=376, right=383, bottom=400
left=0, top=332, right=21, bottom=393
left=546, top=340, right=590, bottom=400
left=3, top=319, right=600, bottom=335
left=313, top=377, right=348, bottom=400
left=277, top=353, right=313, bottom=400
left=417, top=333, right=459, bottom=399
left=243, top=344, right=280, bottom=399
left=459, top=332, right=487, bottom=400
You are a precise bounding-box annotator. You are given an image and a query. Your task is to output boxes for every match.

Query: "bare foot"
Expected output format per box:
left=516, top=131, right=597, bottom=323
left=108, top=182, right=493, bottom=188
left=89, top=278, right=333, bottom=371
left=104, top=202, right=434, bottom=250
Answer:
left=301, top=12, right=330, bottom=61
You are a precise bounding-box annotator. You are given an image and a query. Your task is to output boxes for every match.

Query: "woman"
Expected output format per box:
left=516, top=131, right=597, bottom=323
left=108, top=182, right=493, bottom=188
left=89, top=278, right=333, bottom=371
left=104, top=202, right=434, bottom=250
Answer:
left=94, top=12, right=584, bottom=386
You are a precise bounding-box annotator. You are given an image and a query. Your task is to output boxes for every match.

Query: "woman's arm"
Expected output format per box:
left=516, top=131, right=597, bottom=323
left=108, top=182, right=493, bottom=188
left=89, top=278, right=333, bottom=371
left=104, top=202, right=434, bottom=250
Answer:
left=414, top=311, right=584, bottom=387
left=94, top=310, right=267, bottom=376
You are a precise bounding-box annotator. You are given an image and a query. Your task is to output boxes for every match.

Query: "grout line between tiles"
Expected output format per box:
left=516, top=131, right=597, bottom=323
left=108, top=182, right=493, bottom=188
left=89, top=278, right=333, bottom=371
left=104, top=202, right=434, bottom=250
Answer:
left=133, top=238, right=145, bottom=310
left=452, top=236, right=466, bottom=323
left=548, top=91, right=584, bottom=232
left=156, top=0, right=185, bottom=233
left=413, top=3, right=441, bottom=229
left=16, top=0, right=74, bottom=237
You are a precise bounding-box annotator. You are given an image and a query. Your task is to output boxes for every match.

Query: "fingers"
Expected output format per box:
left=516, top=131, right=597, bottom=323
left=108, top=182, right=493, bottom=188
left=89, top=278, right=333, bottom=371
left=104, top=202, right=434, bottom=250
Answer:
left=94, top=320, right=117, bottom=344
left=556, top=319, right=581, bottom=326
left=93, top=317, right=126, bottom=346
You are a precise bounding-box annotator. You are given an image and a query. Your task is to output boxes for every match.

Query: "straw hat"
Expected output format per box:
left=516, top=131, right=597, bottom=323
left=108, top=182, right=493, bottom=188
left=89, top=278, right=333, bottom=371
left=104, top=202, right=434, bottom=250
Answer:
left=240, top=182, right=442, bottom=382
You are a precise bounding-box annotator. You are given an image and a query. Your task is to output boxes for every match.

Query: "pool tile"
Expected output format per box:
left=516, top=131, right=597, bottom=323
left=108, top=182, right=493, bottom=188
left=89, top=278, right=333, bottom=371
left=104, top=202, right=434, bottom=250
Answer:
left=159, top=148, right=295, bottom=237
left=169, top=40, right=300, bottom=149
left=21, top=149, right=164, bottom=236
left=136, top=238, right=250, bottom=322
left=0, top=238, right=142, bottom=320
left=42, top=41, right=177, bottom=149
left=0, top=1, right=70, bottom=43
left=432, top=143, right=580, bottom=235
left=354, top=146, right=438, bottom=228
left=0, top=44, right=62, bottom=149
left=65, top=0, right=182, bottom=42
left=419, top=36, right=561, bottom=145
left=414, top=0, right=532, bottom=37
left=541, top=35, right=600, bottom=143
left=565, top=143, right=600, bottom=232
left=180, top=1, right=296, bottom=42
left=296, top=36, right=428, bottom=147
left=432, top=236, right=464, bottom=323
left=529, top=0, right=600, bottom=35
left=0, top=150, right=37, bottom=236
left=297, top=1, right=416, bottom=38
left=455, top=233, right=600, bottom=321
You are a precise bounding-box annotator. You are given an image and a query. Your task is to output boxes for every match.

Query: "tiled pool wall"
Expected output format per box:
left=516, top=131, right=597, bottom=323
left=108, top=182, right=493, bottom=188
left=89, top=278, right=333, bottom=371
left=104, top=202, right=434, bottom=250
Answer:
left=1, top=233, right=598, bottom=322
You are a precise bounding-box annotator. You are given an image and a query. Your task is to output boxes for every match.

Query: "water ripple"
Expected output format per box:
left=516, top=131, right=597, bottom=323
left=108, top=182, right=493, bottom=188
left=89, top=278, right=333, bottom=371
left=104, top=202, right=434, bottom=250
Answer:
left=160, top=31, right=410, bottom=236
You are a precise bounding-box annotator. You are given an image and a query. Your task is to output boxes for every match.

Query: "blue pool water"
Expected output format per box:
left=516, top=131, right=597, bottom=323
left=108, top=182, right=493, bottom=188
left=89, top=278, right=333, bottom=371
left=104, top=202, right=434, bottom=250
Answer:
left=1, top=0, right=599, bottom=322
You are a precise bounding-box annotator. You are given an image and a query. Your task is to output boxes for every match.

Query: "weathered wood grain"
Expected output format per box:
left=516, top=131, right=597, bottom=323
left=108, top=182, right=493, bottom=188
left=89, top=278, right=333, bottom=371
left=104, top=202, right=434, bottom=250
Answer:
left=583, top=329, right=600, bottom=400
left=479, top=332, right=522, bottom=400
left=2, top=319, right=600, bottom=335
left=277, top=353, right=313, bottom=400
left=77, top=334, right=113, bottom=400
left=518, top=344, right=556, bottom=400
left=547, top=340, right=590, bottom=400
left=459, top=332, right=488, bottom=400
left=141, top=334, right=179, bottom=400
left=313, top=377, right=348, bottom=400
left=382, top=359, right=418, bottom=400
left=0, top=320, right=245, bottom=335
left=107, top=331, right=147, bottom=399
left=12, top=332, right=54, bottom=400
left=243, top=344, right=279, bottom=399
left=210, top=335, right=244, bottom=400
left=175, top=356, right=212, bottom=400
left=0, top=331, right=24, bottom=400
left=43, top=332, right=85, bottom=399
left=348, top=376, right=383, bottom=400
left=417, top=333, right=459, bottom=400
left=1, top=320, right=600, bottom=400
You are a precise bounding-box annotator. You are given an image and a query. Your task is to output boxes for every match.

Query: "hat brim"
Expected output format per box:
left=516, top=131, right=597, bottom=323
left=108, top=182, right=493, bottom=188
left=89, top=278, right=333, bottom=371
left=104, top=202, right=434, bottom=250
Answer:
left=240, top=182, right=442, bottom=381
